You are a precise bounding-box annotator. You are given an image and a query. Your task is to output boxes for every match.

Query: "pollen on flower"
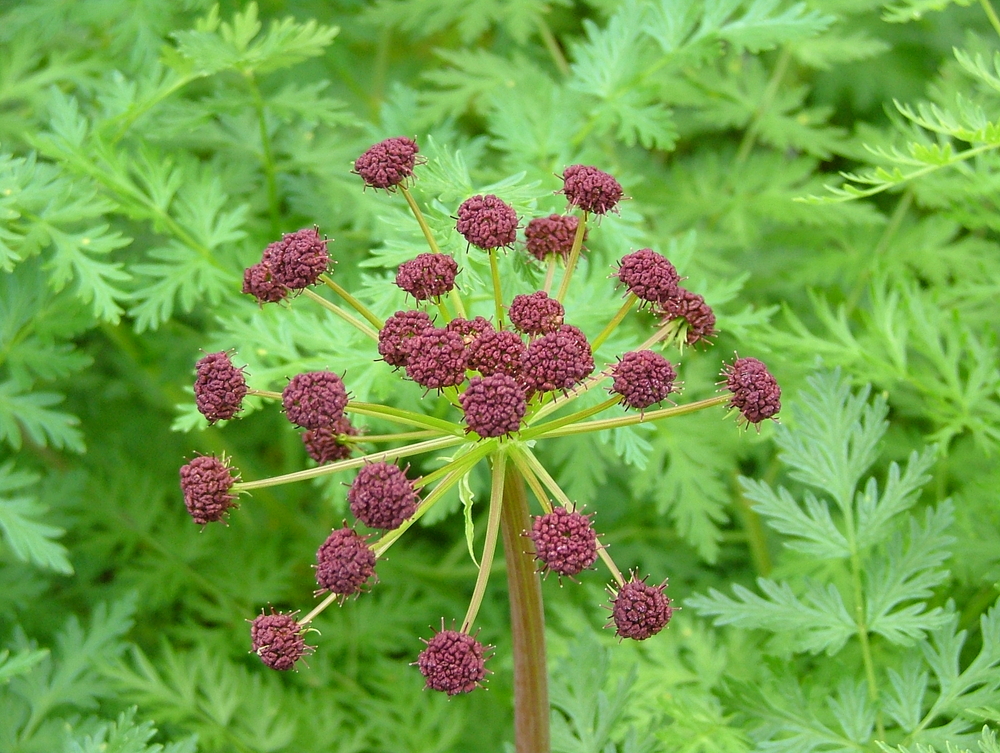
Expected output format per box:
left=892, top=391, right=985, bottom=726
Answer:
left=416, top=627, right=490, bottom=695
left=508, top=291, right=564, bottom=336
left=608, top=574, right=672, bottom=640
left=353, top=136, right=419, bottom=191
left=302, top=415, right=357, bottom=464
left=455, top=194, right=518, bottom=250
left=348, top=461, right=418, bottom=530
left=610, top=350, right=677, bottom=410
left=282, top=371, right=349, bottom=429
left=179, top=454, right=239, bottom=525
left=315, top=525, right=377, bottom=598
left=378, top=310, right=435, bottom=368
left=521, top=324, right=594, bottom=393
left=250, top=609, right=312, bottom=671
left=445, top=316, right=494, bottom=346
left=722, top=356, right=781, bottom=426
left=395, top=253, right=459, bottom=301
left=459, top=373, right=526, bottom=438
left=614, top=249, right=680, bottom=305
left=659, top=287, right=717, bottom=345
left=194, top=351, right=248, bottom=423
left=242, top=262, right=288, bottom=304
left=405, top=328, right=468, bottom=390
left=262, top=228, right=331, bottom=290
left=524, top=214, right=580, bottom=261
left=528, top=507, right=598, bottom=577
left=559, top=164, right=623, bottom=215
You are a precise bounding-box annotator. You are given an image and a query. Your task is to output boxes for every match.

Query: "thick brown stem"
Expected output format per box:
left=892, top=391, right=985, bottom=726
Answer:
left=501, top=464, right=550, bottom=753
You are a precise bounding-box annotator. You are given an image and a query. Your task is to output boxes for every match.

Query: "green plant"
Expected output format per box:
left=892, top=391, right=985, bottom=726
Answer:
left=1, top=0, right=998, bottom=751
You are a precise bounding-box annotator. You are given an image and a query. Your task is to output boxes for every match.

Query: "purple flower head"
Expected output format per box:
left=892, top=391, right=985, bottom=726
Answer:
left=455, top=194, right=518, bottom=250
left=348, top=461, right=418, bottom=530
left=302, top=415, right=357, bottom=464
left=262, top=228, right=331, bottom=290
left=315, top=525, right=377, bottom=598
left=722, top=356, right=781, bottom=426
left=179, top=455, right=239, bottom=525
left=529, top=507, right=598, bottom=577
left=395, top=253, right=459, bottom=301
left=660, top=287, right=717, bottom=346
left=524, top=214, right=580, bottom=261
left=508, top=291, right=564, bottom=336
left=194, top=351, right=248, bottom=423
left=445, top=316, right=494, bottom=346
left=379, top=310, right=435, bottom=368
left=459, top=374, right=527, bottom=438
left=521, top=324, right=595, bottom=393
left=242, top=262, right=288, bottom=304
left=282, top=371, right=349, bottom=430
left=466, top=329, right=527, bottom=378
left=250, top=610, right=312, bottom=671
left=353, top=136, right=419, bottom=191
left=608, top=574, right=672, bottom=640
left=614, top=249, right=680, bottom=305
left=416, top=628, right=490, bottom=695
left=405, top=328, right=468, bottom=390
left=559, top=165, right=623, bottom=215
left=611, top=350, right=677, bottom=410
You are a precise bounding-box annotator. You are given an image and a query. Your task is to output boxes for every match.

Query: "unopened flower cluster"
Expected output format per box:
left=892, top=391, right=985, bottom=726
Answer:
left=179, top=135, right=780, bottom=695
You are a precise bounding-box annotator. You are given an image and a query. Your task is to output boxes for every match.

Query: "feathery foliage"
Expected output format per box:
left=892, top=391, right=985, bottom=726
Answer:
left=2, top=0, right=999, bottom=750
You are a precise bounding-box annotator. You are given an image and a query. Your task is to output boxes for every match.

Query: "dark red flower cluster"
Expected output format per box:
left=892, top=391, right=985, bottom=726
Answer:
left=723, top=357, right=781, bottom=425
left=405, top=327, right=468, bottom=390
left=378, top=310, right=435, bottom=368
left=250, top=610, right=312, bottom=671
left=348, top=462, right=418, bottom=530
left=459, top=374, right=526, bottom=438
left=179, top=455, right=239, bottom=525
left=529, top=507, right=598, bottom=577
left=194, top=351, right=247, bottom=423
left=242, top=227, right=331, bottom=303
left=611, top=350, right=677, bottom=410
left=615, top=249, right=680, bottom=305
left=242, top=262, right=288, bottom=304
left=466, top=329, right=526, bottom=377
left=302, top=416, right=357, bottom=464
left=609, top=575, right=672, bottom=640
left=282, top=371, right=349, bottom=429
left=522, top=325, right=595, bottom=393
left=395, top=253, right=459, bottom=301
left=508, top=291, right=564, bottom=336
left=416, top=628, right=489, bottom=695
left=560, top=165, right=623, bottom=215
left=446, top=315, right=493, bottom=345
left=262, top=228, right=331, bottom=290
left=353, top=136, right=419, bottom=191
left=455, top=194, right=518, bottom=250
left=315, top=526, right=376, bottom=598
left=524, top=214, right=579, bottom=261
left=660, top=287, right=717, bottom=345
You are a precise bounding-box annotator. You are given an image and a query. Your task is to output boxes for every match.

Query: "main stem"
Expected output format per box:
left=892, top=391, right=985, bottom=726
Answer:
left=501, top=465, right=549, bottom=753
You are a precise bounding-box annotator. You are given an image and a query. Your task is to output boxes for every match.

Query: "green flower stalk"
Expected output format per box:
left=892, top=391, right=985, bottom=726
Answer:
left=178, top=138, right=782, bottom=753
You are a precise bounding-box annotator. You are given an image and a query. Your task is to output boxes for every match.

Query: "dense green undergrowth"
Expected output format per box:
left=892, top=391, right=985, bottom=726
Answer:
left=1, top=0, right=999, bottom=750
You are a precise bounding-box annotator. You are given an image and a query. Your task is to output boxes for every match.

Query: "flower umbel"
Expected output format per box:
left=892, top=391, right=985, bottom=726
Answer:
left=250, top=610, right=312, bottom=671
left=194, top=351, right=247, bottom=423
left=353, top=136, right=419, bottom=191
left=416, top=627, right=490, bottom=695
left=179, top=455, right=239, bottom=525
left=177, top=140, right=779, bottom=718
